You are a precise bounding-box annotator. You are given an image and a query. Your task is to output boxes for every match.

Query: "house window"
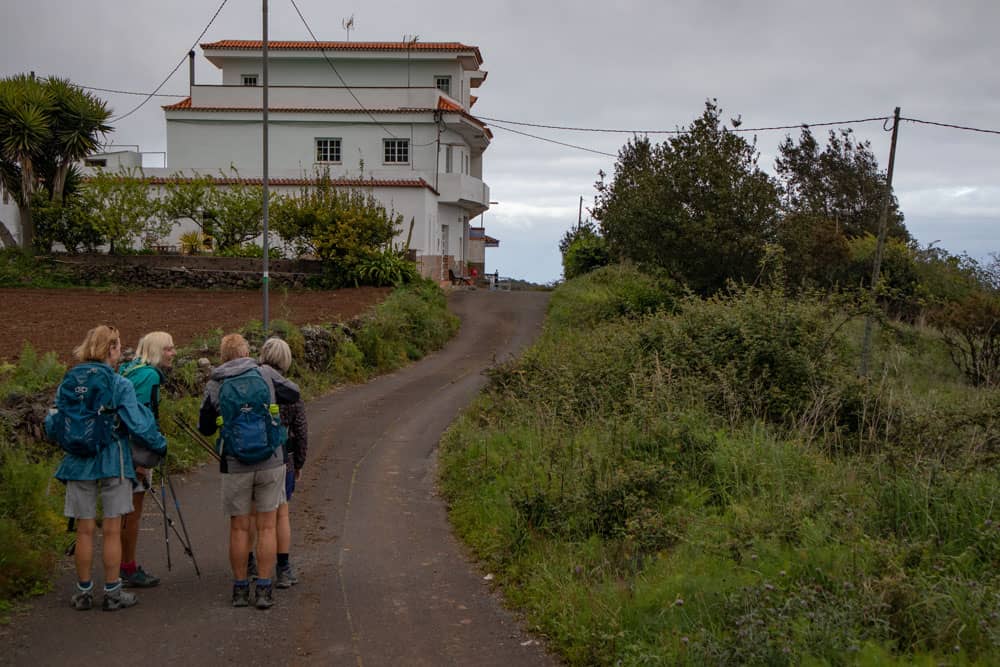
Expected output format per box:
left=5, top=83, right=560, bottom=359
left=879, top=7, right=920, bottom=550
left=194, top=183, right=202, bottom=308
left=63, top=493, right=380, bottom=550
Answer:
left=384, top=139, right=409, bottom=164
left=315, top=138, right=342, bottom=163
left=445, top=146, right=453, bottom=173
left=242, top=74, right=258, bottom=86
left=85, top=158, right=107, bottom=167
left=435, top=76, right=451, bottom=96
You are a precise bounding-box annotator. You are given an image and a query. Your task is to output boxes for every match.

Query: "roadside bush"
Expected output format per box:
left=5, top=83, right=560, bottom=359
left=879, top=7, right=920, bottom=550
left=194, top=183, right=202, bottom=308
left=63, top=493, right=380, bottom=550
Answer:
left=562, top=231, right=610, bottom=280
left=355, top=279, right=458, bottom=372
left=646, top=286, right=848, bottom=422
left=547, top=263, right=680, bottom=331
left=930, top=289, right=1000, bottom=386
left=0, top=449, right=64, bottom=603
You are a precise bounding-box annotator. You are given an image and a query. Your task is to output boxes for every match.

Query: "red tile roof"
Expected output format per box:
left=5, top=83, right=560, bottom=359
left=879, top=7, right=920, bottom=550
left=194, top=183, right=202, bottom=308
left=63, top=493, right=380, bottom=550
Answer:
left=436, top=97, right=464, bottom=113
left=201, top=40, right=483, bottom=66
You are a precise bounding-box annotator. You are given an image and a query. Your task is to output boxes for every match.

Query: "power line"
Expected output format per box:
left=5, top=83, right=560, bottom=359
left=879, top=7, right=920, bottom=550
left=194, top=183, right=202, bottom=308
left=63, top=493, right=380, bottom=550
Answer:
left=475, top=114, right=892, bottom=135
left=901, top=116, right=1000, bottom=136
left=79, top=84, right=186, bottom=98
left=486, top=121, right=617, bottom=158
left=111, top=0, right=230, bottom=123
left=288, top=0, right=398, bottom=139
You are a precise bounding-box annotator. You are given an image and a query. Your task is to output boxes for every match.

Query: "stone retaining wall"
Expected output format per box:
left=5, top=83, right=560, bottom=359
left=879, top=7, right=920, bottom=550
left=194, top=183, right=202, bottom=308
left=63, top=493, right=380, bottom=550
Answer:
left=50, top=253, right=326, bottom=289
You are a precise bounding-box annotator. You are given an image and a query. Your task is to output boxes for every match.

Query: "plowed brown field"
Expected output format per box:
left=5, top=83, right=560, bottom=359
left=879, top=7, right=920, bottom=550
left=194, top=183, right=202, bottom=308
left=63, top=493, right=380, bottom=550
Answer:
left=0, top=287, right=390, bottom=362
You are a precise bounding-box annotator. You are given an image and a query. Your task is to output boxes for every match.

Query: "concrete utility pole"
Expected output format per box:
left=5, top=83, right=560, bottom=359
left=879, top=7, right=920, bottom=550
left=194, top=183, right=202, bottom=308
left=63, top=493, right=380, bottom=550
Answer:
left=262, top=0, right=270, bottom=334
left=860, top=106, right=901, bottom=377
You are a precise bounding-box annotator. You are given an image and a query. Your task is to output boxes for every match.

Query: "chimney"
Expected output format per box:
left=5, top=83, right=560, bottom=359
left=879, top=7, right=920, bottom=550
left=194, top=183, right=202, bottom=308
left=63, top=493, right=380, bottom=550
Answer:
left=188, top=50, right=195, bottom=96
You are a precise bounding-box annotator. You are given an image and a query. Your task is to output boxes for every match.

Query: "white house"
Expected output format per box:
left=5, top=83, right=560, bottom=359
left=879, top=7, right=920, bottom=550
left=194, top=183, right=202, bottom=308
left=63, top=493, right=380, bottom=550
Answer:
left=140, top=39, right=498, bottom=279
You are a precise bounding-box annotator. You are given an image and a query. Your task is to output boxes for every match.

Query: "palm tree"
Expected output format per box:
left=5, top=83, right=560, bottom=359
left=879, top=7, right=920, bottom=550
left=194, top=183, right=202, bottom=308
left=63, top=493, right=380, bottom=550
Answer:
left=0, top=75, right=112, bottom=249
left=0, top=74, right=53, bottom=249
left=45, top=77, right=112, bottom=204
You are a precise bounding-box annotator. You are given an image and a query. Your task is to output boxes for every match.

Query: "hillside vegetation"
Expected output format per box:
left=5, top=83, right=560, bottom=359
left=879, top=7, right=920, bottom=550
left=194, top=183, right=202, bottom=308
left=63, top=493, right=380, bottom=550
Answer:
left=441, top=264, right=1000, bottom=665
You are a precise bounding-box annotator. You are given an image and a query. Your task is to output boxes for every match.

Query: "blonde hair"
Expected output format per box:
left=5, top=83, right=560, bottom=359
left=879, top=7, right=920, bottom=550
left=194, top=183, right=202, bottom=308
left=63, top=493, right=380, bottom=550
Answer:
left=74, top=325, right=120, bottom=363
left=259, top=337, right=293, bottom=373
left=135, top=331, right=175, bottom=367
left=219, top=333, right=250, bottom=362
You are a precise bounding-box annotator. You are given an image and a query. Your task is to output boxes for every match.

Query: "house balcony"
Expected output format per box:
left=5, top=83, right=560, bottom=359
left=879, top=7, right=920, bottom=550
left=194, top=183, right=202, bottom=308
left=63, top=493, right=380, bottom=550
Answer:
left=436, top=173, right=489, bottom=213
left=186, top=84, right=447, bottom=111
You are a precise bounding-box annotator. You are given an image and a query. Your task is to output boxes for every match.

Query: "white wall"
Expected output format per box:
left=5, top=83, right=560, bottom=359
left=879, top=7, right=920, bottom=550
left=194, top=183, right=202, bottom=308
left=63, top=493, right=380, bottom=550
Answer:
left=219, top=57, right=464, bottom=96
left=167, top=116, right=442, bottom=179
left=0, top=181, right=20, bottom=245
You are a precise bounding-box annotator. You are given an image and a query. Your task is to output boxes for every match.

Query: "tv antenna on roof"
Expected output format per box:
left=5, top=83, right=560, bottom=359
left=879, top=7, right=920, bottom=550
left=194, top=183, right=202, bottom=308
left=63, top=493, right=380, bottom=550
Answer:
left=342, top=15, right=355, bottom=41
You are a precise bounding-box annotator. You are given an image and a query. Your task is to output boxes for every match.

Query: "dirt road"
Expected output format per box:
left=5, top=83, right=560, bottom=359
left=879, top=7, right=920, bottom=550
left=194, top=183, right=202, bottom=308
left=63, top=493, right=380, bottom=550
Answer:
left=5, top=290, right=555, bottom=666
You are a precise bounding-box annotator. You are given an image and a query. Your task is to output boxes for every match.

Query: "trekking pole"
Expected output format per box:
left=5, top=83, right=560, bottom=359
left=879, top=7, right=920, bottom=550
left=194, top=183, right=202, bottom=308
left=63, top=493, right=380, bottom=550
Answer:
left=160, top=461, right=172, bottom=571
left=171, top=415, right=222, bottom=462
left=145, top=476, right=200, bottom=576
left=163, top=466, right=201, bottom=576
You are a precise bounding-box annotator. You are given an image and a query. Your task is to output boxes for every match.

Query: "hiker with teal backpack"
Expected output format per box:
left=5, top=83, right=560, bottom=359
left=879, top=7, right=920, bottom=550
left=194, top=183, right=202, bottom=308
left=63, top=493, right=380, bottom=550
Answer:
left=198, top=333, right=288, bottom=610
left=118, top=331, right=176, bottom=588
left=46, top=325, right=167, bottom=612
left=257, top=337, right=308, bottom=589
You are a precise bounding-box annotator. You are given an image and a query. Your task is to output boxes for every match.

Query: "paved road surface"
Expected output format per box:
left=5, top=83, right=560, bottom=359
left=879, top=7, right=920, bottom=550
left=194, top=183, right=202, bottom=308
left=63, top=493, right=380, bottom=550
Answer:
left=6, top=290, right=555, bottom=667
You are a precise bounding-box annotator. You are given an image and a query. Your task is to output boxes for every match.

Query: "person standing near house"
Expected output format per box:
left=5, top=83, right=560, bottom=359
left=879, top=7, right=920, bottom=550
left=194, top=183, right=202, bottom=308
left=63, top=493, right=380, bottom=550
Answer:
left=46, top=325, right=167, bottom=611
left=118, top=331, right=176, bottom=588
left=257, top=337, right=308, bottom=588
left=199, top=334, right=286, bottom=610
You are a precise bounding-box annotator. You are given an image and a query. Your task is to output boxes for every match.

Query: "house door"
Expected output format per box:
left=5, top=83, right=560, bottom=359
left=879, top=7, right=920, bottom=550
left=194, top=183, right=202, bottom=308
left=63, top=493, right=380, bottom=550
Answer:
left=441, top=224, right=449, bottom=280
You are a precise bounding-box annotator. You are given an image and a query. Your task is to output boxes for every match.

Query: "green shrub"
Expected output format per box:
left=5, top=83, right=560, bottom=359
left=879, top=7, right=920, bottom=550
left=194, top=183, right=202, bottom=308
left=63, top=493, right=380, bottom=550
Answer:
left=0, top=250, right=78, bottom=288
left=355, top=279, right=458, bottom=371
left=0, top=344, right=66, bottom=396
left=547, top=263, right=680, bottom=330
left=562, top=232, right=610, bottom=279
left=0, top=450, right=64, bottom=601
left=351, top=248, right=419, bottom=286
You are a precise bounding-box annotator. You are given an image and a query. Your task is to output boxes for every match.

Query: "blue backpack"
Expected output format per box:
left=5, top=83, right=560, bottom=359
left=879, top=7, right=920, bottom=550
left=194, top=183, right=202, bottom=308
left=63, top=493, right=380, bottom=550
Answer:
left=48, top=364, right=119, bottom=458
left=217, top=369, right=286, bottom=465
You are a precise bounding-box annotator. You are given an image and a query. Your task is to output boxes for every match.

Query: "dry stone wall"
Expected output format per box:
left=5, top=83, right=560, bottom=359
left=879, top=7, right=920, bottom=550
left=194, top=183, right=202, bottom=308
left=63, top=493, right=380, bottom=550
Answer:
left=51, top=253, right=326, bottom=289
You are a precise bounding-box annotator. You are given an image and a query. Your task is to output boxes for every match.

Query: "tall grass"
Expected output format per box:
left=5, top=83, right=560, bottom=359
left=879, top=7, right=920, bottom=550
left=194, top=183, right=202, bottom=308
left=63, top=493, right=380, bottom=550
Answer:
left=440, top=266, right=1000, bottom=665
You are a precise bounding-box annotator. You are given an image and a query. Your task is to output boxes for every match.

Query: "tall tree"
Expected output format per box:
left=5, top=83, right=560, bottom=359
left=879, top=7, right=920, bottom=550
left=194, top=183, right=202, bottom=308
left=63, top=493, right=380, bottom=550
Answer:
left=0, top=75, right=111, bottom=249
left=593, top=100, right=780, bottom=294
left=775, top=127, right=907, bottom=240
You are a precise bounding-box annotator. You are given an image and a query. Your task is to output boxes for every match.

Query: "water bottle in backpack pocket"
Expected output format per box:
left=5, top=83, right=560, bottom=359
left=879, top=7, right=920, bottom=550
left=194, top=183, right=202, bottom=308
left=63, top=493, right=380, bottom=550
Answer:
left=46, top=364, right=118, bottom=458
left=217, top=369, right=287, bottom=465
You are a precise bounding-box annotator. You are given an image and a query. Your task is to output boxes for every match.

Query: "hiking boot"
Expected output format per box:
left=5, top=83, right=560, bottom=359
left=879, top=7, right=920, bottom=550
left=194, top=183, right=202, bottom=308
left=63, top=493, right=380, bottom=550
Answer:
left=232, top=584, right=251, bottom=607
left=275, top=565, right=298, bottom=589
left=70, top=589, right=93, bottom=611
left=102, top=587, right=138, bottom=611
left=254, top=583, right=274, bottom=610
left=121, top=566, right=160, bottom=588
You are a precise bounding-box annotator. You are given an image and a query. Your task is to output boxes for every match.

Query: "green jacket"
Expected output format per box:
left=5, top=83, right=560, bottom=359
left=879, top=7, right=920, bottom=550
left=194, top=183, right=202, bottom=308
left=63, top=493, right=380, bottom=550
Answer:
left=119, top=359, right=163, bottom=420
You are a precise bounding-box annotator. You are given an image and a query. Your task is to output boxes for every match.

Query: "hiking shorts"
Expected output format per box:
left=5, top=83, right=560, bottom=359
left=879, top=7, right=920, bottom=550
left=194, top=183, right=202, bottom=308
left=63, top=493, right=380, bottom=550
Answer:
left=64, top=477, right=134, bottom=519
left=222, top=465, right=285, bottom=517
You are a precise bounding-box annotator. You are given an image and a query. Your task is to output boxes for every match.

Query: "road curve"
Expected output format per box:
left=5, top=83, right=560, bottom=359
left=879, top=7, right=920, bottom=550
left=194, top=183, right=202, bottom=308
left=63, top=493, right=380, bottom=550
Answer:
left=6, top=290, right=555, bottom=667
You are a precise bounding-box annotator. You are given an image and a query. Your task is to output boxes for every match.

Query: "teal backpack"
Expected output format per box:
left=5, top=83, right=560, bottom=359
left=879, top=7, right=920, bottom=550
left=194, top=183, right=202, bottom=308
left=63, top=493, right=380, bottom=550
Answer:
left=217, top=369, right=286, bottom=465
left=47, top=364, right=118, bottom=458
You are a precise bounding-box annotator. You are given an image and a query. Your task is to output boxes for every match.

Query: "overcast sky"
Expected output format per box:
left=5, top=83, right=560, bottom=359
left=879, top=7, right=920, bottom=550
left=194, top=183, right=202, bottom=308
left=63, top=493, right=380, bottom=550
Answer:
left=4, top=0, right=999, bottom=283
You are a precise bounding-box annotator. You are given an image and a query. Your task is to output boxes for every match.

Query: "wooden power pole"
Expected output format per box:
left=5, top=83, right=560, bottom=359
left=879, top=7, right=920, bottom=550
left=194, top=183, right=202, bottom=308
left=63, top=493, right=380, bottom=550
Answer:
left=860, top=106, right=901, bottom=377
